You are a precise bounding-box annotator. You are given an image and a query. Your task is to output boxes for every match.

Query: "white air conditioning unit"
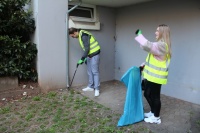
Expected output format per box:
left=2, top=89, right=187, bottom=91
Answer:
left=68, top=3, right=100, bottom=30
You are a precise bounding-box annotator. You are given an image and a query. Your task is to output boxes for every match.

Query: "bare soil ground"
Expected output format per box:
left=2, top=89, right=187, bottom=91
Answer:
left=0, top=81, right=41, bottom=106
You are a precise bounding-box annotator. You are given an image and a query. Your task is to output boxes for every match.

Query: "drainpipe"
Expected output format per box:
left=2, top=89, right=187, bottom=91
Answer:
left=66, top=0, right=82, bottom=87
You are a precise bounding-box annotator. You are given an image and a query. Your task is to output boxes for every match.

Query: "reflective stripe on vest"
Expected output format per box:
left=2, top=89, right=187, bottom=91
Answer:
left=79, top=30, right=100, bottom=55
left=143, top=44, right=170, bottom=84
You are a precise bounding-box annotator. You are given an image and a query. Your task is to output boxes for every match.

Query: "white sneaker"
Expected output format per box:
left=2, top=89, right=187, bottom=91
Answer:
left=144, top=115, right=161, bottom=124
left=144, top=111, right=154, bottom=118
left=82, top=87, right=94, bottom=91
left=95, top=90, right=100, bottom=97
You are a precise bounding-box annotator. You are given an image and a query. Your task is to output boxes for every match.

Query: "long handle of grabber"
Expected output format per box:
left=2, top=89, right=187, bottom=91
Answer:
left=69, top=64, right=79, bottom=87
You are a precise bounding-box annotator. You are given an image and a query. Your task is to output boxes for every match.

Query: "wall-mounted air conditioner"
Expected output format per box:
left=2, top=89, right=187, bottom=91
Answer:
left=68, top=3, right=100, bottom=30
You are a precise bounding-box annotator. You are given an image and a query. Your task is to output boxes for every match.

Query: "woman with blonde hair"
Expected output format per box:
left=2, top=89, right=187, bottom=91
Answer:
left=135, top=24, right=172, bottom=124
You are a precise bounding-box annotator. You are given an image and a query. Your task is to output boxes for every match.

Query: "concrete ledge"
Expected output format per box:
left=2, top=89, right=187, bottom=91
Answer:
left=0, top=77, right=18, bottom=91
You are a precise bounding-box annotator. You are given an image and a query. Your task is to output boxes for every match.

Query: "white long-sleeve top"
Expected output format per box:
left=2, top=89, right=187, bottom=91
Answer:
left=135, top=34, right=168, bottom=61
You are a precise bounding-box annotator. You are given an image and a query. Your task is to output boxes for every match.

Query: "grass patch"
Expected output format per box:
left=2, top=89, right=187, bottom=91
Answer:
left=197, top=120, right=200, bottom=127
left=25, top=113, right=34, bottom=121
left=0, top=127, right=7, bottom=132
left=0, top=90, right=149, bottom=133
left=33, top=96, right=41, bottom=101
left=47, top=91, right=57, bottom=98
left=0, top=107, right=10, bottom=114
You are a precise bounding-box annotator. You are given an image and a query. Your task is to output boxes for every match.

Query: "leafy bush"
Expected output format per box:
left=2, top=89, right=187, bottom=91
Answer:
left=0, top=0, right=37, bottom=81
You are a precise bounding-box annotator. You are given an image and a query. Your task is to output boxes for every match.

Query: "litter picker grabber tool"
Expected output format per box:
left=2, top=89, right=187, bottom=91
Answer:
left=68, top=64, right=79, bottom=90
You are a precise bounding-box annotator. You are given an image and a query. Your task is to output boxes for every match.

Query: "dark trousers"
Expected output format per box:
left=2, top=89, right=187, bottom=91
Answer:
left=144, top=80, right=161, bottom=117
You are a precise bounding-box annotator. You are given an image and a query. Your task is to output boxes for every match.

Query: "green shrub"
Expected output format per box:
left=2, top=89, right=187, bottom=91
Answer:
left=0, top=0, right=37, bottom=81
left=0, top=36, right=37, bottom=80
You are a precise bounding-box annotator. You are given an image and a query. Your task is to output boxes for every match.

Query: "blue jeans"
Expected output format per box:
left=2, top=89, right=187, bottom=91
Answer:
left=87, top=54, right=100, bottom=90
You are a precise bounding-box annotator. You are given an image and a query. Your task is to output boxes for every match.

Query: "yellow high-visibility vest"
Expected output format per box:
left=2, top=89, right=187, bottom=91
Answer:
left=78, top=30, right=100, bottom=55
left=143, top=44, right=170, bottom=84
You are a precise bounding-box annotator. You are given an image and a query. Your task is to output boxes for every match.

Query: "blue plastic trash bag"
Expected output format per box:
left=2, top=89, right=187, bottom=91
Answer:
left=117, top=66, right=144, bottom=127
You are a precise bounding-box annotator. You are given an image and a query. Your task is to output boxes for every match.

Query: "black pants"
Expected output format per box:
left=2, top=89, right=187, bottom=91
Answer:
left=144, top=80, right=161, bottom=117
